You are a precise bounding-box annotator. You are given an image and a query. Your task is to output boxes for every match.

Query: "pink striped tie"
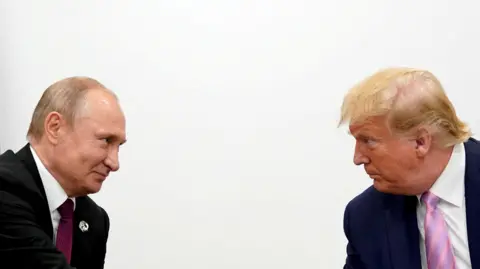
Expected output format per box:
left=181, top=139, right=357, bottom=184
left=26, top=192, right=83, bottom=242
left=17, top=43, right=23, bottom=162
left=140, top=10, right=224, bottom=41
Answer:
left=422, top=191, right=456, bottom=269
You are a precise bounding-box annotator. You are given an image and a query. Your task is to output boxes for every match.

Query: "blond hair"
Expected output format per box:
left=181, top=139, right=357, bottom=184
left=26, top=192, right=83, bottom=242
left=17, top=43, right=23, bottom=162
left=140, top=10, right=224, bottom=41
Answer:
left=339, top=67, right=471, bottom=147
left=27, top=76, right=115, bottom=141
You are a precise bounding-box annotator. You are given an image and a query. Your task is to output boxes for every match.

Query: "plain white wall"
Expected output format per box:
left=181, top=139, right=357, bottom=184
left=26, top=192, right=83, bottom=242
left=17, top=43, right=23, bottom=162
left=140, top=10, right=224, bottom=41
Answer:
left=2, top=1, right=480, bottom=268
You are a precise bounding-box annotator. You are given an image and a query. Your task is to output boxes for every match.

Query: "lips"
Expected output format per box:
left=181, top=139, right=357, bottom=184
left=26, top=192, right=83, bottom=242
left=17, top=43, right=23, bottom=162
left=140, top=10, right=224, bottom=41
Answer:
left=365, top=168, right=378, bottom=175
left=365, top=171, right=379, bottom=177
left=95, top=171, right=109, bottom=178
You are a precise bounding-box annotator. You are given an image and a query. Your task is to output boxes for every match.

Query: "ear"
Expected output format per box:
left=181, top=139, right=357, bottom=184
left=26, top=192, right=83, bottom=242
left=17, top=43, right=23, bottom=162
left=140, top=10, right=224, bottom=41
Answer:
left=414, top=127, right=432, bottom=157
left=44, top=112, right=66, bottom=145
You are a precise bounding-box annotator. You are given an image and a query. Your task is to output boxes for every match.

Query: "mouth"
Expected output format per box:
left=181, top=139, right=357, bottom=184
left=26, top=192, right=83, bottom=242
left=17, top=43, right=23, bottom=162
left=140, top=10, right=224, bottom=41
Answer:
left=95, top=171, right=109, bottom=178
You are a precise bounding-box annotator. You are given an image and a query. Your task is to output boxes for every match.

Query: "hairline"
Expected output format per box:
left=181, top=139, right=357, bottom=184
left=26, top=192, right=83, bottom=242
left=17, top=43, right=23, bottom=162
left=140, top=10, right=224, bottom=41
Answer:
left=27, top=87, right=117, bottom=142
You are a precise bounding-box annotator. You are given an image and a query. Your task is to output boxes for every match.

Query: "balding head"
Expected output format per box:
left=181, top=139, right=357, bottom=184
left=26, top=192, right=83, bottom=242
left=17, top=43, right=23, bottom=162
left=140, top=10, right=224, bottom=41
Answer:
left=339, top=67, right=470, bottom=195
left=27, top=76, right=117, bottom=141
left=339, top=67, right=470, bottom=147
left=27, top=76, right=126, bottom=197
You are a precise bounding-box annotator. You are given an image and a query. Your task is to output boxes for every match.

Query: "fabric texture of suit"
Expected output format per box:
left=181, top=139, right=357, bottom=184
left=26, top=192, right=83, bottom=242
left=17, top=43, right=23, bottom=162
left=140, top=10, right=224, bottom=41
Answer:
left=343, top=137, right=480, bottom=269
left=0, top=144, right=110, bottom=269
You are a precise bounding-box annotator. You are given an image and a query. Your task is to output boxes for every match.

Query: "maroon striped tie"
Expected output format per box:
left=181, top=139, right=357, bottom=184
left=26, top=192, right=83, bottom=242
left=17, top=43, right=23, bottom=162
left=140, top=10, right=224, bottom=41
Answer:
left=56, top=199, right=74, bottom=263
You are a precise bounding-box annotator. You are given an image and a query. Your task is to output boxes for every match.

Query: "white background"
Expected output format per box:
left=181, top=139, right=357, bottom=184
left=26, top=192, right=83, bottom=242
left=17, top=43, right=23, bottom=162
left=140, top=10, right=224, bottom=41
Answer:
left=2, top=1, right=480, bottom=268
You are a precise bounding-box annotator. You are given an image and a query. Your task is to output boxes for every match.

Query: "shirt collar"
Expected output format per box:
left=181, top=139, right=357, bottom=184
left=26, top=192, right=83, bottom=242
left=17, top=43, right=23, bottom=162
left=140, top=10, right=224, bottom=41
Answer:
left=30, top=146, right=76, bottom=212
left=417, top=142, right=465, bottom=207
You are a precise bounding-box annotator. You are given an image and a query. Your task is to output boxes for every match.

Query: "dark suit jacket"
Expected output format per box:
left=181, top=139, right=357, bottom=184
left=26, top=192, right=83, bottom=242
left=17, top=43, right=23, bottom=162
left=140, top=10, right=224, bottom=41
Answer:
left=0, top=144, right=110, bottom=269
left=343, top=138, right=480, bottom=269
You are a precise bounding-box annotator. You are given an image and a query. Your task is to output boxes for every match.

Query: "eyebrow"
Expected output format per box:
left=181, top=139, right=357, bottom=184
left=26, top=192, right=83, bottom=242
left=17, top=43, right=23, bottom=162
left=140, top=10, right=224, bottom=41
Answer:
left=348, top=130, right=375, bottom=140
left=97, top=131, right=127, bottom=144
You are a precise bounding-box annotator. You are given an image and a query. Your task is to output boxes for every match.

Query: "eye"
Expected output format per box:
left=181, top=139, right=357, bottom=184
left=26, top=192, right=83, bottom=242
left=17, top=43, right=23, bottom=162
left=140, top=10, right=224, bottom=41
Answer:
left=358, top=136, right=376, bottom=146
left=365, top=138, right=377, bottom=146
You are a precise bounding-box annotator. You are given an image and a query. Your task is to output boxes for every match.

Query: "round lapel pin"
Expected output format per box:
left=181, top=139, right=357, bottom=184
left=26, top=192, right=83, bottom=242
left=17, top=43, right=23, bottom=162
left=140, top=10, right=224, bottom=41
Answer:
left=79, top=220, right=89, bottom=232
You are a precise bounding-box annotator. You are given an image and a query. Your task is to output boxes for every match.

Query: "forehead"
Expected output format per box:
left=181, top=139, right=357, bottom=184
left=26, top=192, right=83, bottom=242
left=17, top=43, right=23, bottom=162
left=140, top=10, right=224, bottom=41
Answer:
left=349, top=116, right=389, bottom=136
left=78, top=90, right=126, bottom=139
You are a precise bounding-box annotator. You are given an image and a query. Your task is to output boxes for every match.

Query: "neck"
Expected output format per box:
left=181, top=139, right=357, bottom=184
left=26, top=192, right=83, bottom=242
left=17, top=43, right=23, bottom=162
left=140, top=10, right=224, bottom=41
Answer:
left=30, top=140, right=75, bottom=197
left=417, top=145, right=455, bottom=194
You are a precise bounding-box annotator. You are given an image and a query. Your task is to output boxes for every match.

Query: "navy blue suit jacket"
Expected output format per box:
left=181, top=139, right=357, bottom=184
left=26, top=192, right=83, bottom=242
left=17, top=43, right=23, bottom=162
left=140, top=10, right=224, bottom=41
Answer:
left=343, top=138, right=480, bottom=269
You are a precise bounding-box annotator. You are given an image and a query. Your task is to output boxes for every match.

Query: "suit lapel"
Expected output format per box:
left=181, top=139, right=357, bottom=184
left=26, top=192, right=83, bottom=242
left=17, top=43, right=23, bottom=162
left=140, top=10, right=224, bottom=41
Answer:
left=464, top=139, right=480, bottom=268
left=71, top=197, right=94, bottom=266
left=13, top=144, right=54, bottom=239
left=384, top=195, right=421, bottom=269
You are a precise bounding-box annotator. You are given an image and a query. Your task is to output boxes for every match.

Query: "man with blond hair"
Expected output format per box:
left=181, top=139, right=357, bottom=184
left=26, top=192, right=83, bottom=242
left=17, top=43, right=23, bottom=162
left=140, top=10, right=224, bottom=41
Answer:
left=339, top=67, right=479, bottom=269
left=0, top=77, right=126, bottom=268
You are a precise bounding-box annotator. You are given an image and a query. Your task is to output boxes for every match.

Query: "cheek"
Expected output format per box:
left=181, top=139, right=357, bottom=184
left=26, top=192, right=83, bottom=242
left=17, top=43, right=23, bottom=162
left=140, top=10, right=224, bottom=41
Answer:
left=378, top=151, right=415, bottom=176
left=78, top=147, right=108, bottom=167
left=370, top=149, right=402, bottom=171
left=94, top=149, right=110, bottom=165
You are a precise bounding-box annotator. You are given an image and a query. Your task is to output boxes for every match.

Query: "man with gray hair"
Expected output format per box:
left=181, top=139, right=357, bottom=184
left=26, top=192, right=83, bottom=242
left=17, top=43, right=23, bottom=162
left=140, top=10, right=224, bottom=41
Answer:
left=339, top=67, right=479, bottom=269
left=0, top=77, right=126, bottom=268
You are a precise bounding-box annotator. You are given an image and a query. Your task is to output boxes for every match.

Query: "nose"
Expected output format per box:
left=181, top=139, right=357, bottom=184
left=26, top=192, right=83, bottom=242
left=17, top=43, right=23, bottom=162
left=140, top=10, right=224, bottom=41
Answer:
left=353, top=142, right=369, bottom=166
left=105, top=147, right=120, bottom=172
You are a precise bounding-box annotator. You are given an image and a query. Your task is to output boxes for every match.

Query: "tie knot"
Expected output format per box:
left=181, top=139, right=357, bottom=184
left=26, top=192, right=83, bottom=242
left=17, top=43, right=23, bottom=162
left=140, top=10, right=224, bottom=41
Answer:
left=57, top=199, right=74, bottom=219
left=421, top=191, right=440, bottom=208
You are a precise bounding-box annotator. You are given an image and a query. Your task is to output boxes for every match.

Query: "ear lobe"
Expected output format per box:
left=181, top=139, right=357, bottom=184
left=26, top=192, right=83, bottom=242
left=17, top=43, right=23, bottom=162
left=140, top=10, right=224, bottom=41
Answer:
left=44, top=112, right=64, bottom=144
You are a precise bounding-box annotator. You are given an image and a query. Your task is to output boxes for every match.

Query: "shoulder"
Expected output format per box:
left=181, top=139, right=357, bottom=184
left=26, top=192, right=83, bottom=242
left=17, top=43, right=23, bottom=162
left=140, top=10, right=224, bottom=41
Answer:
left=0, top=150, right=42, bottom=204
left=0, top=150, right=30, bottom=182
left=342, top=186, right=391, bottom=254
left=344, top=186, right=413, bottom=235
left=345, top=185, right=386, bottom=214
left=344, top=186, right=389, bottom=228
left=77, top=196, right=109, bottom=219
left=465, top=138, right=480, bottom=160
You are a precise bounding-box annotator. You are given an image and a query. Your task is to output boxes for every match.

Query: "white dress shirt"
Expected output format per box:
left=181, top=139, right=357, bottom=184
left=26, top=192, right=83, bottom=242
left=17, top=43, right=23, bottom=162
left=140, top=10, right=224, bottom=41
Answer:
left=30, top=146, right=76, bottom=243
left=416, top=143, right=471, bottom=269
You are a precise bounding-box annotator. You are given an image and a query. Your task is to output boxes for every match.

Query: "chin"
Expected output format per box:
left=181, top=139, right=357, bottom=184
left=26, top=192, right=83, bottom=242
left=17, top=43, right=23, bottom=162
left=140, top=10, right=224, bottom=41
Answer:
left=373, top=180, right=385, bottom=191
left=85, top=181, right=103, bottom=195
left=373, top=180, right=395, bottom=194
left=373, top=181, right=409, bottom=195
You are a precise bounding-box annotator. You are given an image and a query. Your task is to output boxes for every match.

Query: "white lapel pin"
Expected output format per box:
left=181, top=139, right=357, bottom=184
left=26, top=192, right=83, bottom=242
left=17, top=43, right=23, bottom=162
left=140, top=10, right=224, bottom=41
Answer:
left=79, top=220, right=89, bottom=232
